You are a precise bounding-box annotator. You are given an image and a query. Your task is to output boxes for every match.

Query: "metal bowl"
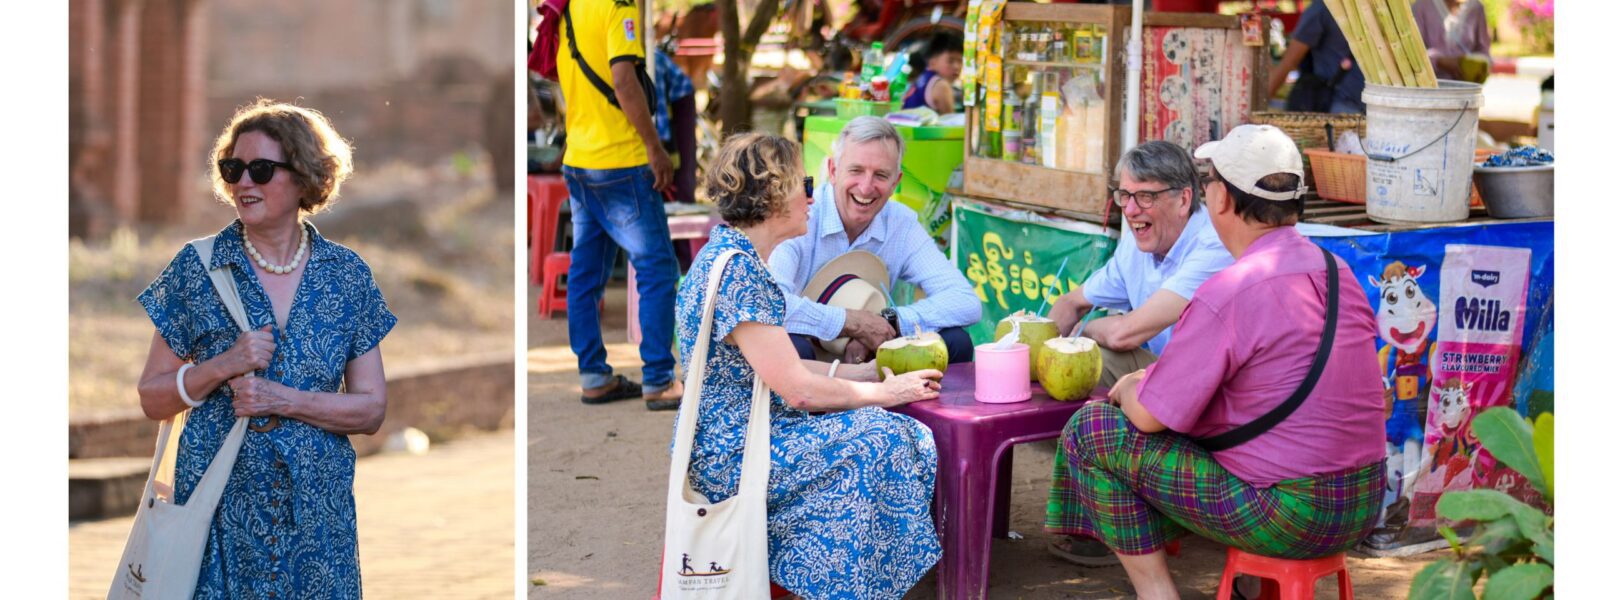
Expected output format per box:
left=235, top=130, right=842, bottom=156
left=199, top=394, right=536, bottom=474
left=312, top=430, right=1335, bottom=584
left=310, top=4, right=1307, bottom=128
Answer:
left=1472, top=163, right=1553, bottom=218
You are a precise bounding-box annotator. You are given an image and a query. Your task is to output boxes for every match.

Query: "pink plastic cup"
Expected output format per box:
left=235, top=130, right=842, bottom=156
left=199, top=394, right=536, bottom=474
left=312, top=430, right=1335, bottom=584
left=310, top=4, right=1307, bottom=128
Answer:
left=974, top=342, right=1031, bottom=403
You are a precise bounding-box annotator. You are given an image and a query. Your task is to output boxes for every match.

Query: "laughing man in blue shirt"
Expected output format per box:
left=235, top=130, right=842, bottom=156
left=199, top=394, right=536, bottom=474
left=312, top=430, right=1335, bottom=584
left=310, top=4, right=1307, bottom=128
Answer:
left=769, top=116, right=981, bottom=366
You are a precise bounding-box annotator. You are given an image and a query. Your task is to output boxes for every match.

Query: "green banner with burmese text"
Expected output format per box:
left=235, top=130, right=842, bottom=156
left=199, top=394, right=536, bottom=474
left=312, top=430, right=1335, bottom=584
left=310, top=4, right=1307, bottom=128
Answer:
left=951, top=198, right=1117, bottom=344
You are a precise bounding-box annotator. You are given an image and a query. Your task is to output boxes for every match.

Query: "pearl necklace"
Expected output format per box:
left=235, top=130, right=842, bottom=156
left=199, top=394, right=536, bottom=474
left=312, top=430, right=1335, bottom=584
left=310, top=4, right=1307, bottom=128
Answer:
left=242, top=224, right=310, bottom=275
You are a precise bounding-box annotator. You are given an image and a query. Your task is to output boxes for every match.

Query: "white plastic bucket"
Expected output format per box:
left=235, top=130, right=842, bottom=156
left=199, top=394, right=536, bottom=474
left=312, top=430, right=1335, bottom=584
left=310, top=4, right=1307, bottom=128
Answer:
left=1361, top=81, right=1483, bottom=224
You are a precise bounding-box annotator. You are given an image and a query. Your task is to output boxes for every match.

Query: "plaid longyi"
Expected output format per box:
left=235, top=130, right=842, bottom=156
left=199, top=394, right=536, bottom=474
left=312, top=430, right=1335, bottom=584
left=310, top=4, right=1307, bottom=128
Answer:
left=1045, top=402, right=1385, bottom=557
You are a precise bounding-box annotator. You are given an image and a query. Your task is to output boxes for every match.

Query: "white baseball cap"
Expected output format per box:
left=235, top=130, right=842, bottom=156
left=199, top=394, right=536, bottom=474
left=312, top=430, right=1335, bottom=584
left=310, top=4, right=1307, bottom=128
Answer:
left=1193, top=124, right=1307, bottom=201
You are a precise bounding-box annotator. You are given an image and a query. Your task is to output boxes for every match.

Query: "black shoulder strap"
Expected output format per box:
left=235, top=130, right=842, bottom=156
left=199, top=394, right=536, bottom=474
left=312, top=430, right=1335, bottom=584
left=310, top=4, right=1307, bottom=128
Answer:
left=563, top=7, right=656, bottom=115
left=1195, top=247, right=1340, bottom=453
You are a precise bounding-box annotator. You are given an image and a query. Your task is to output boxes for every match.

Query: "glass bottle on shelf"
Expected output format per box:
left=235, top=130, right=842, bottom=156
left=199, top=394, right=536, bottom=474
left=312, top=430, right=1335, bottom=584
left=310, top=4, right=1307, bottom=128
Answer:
left=1001, top=90, right=1021, bottom=161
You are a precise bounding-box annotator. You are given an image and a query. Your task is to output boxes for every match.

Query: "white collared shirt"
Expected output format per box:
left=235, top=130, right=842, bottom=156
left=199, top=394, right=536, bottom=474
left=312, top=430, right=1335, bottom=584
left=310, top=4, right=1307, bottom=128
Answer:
left=1079, top=207, right=1235, bottom=355
left=768, top=182, right=981, bottom=339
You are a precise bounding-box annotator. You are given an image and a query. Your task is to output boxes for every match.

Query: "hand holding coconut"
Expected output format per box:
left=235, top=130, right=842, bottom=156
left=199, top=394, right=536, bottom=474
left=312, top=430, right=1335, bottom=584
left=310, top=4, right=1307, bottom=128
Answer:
left=880, top=367, right=944, bottom=405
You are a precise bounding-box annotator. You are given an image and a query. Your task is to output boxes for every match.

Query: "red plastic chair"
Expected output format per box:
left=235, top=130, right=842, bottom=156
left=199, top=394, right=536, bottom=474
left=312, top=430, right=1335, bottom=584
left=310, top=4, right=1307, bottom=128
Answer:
left=528, top=174, right=569, bottom=283
left=1216, top=548, right=1352, bottom=600
left=538, top=252, right=571, bottom=319
left=537, top=252, right=603, bottom=320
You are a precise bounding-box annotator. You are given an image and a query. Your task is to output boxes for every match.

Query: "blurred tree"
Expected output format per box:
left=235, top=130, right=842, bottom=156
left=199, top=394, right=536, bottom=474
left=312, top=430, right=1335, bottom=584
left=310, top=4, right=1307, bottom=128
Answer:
left=716, top=0, right=784, bottom=134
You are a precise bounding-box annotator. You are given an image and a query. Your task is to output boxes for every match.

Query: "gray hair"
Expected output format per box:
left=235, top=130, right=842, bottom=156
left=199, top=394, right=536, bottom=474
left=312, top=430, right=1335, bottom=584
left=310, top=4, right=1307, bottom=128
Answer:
left=831, top=116, right=905, bottom=174
left=1114, top=140, right=1203, bottom=215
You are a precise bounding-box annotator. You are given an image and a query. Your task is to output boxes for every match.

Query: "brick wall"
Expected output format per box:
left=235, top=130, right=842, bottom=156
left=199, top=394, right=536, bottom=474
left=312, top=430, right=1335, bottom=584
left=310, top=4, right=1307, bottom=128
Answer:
left=69, top=0, right=514, bottom=237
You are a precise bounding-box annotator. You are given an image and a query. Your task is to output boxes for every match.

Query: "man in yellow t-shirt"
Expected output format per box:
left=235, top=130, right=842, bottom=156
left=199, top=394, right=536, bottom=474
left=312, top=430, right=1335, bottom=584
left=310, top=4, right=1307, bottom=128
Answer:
left=557, top=0, right=683, bottom=410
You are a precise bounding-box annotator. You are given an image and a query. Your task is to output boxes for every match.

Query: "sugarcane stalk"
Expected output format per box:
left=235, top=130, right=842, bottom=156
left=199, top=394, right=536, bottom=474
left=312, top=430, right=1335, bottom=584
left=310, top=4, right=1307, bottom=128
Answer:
left=1354, top=0, right=1405, bottom=86
left=1387, top=0, right=1438, bottom=86
left=1344, top=0, right=1395, bottom=86
left=1370, top=0, right=1418, bottom=87
left=1324, top=0, right=1382, bottom=86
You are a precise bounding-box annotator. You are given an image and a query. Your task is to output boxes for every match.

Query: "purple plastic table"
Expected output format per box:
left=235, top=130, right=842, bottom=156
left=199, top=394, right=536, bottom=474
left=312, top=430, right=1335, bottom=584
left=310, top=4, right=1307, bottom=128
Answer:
left=889, top=362, right=1105, bottom=600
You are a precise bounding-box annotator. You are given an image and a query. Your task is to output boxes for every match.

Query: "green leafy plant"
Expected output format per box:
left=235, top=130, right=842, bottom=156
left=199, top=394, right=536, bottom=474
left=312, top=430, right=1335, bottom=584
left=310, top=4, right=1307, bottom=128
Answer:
left=1408, top=407, right=1553, bottom=600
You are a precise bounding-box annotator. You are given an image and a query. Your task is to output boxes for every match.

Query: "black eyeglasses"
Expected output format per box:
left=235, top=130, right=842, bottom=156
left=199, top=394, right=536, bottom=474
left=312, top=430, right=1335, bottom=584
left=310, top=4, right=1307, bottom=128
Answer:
left=1109, top=186, right=1179, bottom=209
left=803, top=176, right=814, bottom=199
left=217, top=158, right=297, bottom=185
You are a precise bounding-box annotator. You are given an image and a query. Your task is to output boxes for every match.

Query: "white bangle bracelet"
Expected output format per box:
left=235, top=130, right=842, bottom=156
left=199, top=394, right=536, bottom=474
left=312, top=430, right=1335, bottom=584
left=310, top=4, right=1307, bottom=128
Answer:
left=176, top=363, right=204, bottom=408
left=828, top=359, right=841, bottom=378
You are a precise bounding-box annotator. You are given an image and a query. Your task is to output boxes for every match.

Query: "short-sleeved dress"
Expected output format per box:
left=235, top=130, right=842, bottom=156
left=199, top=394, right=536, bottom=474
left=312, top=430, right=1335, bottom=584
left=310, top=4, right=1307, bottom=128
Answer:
left=673, top=225, right=941, bottom=599
left=138, top=220, right=396, bottom=599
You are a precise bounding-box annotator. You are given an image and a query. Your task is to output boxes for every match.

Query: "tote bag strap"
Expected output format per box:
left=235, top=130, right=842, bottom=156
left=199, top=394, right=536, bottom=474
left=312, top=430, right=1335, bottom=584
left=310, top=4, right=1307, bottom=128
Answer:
left=1195, top=248, right=1340, bottom=452
left=150, top=235, right=250, bottom=507
left=666, top=250, right=773, bottom=504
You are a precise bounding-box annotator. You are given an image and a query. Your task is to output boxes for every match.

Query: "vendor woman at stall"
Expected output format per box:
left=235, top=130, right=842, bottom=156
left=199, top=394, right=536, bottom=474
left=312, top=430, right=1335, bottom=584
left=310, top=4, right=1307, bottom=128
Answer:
left=901, top=32, right=963, bottom=115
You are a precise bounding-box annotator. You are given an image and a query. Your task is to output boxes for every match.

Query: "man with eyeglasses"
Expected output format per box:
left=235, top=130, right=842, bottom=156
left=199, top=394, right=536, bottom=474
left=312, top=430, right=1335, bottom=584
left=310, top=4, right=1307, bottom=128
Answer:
left=1047, top=124, right=1386, bottom=598
left=769, top=116, right=981, bottom=366
left=1046, top=140, right=1234, bottom=390
left=1043, top=140, right=1235, bottom=565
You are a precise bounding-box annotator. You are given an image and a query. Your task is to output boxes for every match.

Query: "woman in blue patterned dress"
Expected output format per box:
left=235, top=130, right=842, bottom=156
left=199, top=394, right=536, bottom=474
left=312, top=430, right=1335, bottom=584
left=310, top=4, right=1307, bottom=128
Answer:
left=135, top=99, right=396, bottom=599
left=674, top=132, right=945, bottom=599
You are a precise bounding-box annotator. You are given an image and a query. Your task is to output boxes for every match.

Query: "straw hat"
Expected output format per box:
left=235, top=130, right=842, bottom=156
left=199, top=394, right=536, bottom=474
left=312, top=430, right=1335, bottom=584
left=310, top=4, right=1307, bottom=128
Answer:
left=800, top=250, right=892, bottom=355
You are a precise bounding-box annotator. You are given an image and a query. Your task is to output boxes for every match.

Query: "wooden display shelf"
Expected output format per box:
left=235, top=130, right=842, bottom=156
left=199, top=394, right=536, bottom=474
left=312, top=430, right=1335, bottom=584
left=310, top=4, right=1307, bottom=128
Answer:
left=962, top=4, right=1266, bottom=218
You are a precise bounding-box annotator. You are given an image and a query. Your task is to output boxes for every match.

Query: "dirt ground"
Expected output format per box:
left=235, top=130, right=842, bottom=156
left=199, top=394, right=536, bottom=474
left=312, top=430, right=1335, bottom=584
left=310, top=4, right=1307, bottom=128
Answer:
left=529, top=283, right=1443, bottom=599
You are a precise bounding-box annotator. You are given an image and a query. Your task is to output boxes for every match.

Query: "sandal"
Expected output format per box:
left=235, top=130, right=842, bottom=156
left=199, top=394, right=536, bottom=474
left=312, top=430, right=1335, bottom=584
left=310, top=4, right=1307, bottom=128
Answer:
left=1046, top=535, right=1123, bottom=568
left=579, top=376, right=643, bottom=405
left=644, top=381, right=684, bottom=411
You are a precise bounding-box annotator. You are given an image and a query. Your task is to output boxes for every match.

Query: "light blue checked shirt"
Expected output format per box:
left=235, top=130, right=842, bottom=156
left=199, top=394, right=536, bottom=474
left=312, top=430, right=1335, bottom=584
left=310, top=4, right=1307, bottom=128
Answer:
left=769, top=182, right=981, bottom=340
left=1078, top=207, right=1234, bottom=355
left=653, top=50, right=695, bottom=145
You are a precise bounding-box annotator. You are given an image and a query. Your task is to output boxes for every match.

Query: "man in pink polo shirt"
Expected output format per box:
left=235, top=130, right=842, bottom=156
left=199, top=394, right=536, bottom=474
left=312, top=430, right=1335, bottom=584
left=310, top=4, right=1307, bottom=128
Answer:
left=1048, top=124, right=1387, bottom=599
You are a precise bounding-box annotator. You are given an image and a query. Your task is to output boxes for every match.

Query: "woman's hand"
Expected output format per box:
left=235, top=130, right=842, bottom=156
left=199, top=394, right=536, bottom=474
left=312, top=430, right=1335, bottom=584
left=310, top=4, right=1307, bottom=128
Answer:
left=215, top=325, right=275, bottom=378
left=229, top=375, right=298, bottom=418
left=879, top=368, right=943, bottom=406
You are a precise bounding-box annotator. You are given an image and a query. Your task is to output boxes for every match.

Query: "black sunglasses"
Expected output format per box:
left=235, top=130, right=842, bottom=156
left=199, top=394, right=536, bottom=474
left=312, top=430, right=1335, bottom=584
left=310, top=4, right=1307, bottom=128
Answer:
left=804, top=176, right=814, bottom=199
left=217, top=158, right=297, bottom=185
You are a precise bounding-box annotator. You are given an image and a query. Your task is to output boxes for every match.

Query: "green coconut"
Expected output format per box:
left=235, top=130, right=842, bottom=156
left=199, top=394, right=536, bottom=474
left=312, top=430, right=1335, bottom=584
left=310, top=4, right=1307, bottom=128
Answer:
left=1037, top=337, right=1102, bottom=401
left=876, top=331, right=949, bottom=380
left=993, top=310, right=1060, bottom=381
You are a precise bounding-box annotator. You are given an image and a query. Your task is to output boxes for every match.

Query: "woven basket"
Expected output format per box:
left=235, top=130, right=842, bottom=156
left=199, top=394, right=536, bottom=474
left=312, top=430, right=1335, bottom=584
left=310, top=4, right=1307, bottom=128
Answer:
left=1249, top=112, right=1366, bottom=194
left=1249, top=111, right=1366, bottom=151
left=1303, top=149, right=1366, bottom=204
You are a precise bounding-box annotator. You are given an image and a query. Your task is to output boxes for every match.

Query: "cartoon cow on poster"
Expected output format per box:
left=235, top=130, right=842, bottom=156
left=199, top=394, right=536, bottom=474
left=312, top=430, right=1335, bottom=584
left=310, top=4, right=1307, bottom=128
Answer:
left=1422, top=378, right=1475, bottom=483
left=1370, top=261, right=1438, bottom=508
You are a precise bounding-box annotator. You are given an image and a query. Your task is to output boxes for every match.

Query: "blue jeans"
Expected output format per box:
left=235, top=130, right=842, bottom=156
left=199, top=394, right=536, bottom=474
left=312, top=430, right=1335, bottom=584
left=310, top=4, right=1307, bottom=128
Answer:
left=562, top=164, right=679, bottom=394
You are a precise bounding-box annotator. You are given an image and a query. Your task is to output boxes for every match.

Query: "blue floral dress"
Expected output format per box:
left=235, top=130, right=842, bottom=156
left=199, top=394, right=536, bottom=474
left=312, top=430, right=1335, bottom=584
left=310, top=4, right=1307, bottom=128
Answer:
left=673, top=225, right=941, bottom=600
left=138, top=220, right=396, bottom=599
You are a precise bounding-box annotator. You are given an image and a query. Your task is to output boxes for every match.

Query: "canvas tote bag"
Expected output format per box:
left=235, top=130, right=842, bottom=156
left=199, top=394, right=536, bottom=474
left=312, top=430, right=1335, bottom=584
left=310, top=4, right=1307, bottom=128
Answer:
left=660, top=250, right=773, bottom=599
left=109, top=235, right=251, bottom=599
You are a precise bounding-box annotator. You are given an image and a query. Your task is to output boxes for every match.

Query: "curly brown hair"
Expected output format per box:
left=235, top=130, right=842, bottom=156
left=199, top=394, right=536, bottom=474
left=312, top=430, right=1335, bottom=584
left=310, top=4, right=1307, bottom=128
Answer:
left=703, top=132, right=805, bottom=228
left=209, top=99, right=354, bottom=215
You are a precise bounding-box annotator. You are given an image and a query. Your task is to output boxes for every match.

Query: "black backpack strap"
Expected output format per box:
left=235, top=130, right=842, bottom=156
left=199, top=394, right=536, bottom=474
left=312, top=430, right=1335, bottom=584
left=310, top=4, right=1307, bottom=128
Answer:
left=563, top=7, right=656, bottom=115
left=1195, top=248, right=1340, bottom=453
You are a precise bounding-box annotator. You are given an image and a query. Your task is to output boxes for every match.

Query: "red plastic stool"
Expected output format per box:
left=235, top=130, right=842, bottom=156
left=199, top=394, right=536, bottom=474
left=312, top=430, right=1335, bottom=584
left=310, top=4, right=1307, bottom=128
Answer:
left=528, top=174, right=569, bottom=282
left=1216, top=548, right=1352, bottom=600
left=537, top=252, right=604, bottom=320
left=538, top=253, right=570, bottom=319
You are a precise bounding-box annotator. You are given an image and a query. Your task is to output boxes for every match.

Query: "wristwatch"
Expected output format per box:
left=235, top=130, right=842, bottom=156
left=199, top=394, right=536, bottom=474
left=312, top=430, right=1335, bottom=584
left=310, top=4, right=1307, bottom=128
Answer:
left=880, top=307, right=901, bottom=336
